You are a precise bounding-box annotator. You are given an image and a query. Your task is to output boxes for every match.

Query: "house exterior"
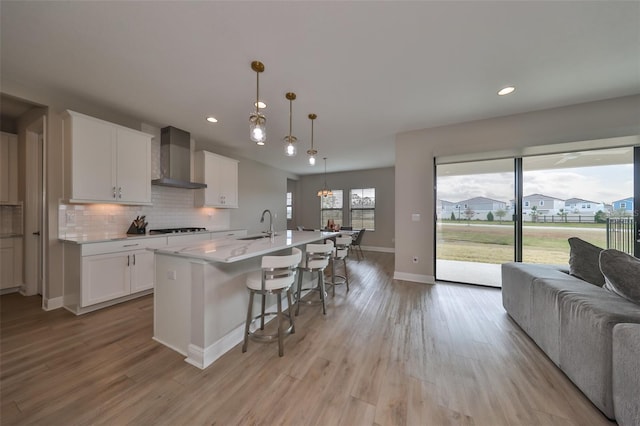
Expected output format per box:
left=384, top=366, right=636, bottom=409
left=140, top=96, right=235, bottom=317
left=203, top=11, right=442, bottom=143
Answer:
left=564, top=198, right=605, bottom=215
left=522, top=194, right=565, bottom=221
left=612, top=197, right=634, bottom=216
left=439, top=197, right=508, bottom=220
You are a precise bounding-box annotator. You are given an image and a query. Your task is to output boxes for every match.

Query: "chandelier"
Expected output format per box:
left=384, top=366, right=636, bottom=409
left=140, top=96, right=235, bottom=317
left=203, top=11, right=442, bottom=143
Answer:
left=317, top=157, right=333, bottom=197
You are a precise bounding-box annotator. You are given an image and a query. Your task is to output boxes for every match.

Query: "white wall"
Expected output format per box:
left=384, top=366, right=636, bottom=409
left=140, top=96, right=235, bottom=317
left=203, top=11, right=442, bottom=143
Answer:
left=298, top=167, right=395, bottom=250
left=395, top=94, right=640, bottom=284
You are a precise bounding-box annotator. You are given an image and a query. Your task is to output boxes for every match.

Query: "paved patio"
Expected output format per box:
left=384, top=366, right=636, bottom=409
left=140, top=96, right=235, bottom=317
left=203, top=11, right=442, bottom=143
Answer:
left=436, top=259, right=502, bottom=287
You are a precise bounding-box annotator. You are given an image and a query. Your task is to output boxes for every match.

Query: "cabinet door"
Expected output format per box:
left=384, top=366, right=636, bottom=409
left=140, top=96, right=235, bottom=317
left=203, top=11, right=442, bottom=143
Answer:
left=70, top=115, right=117, bottom=202
left=0, top=132, right=18, bottom=204
left=116, top=128, right=151, bottom=204
left=130, top=250, right=155, bottom=293
left=219, top=157, right=238, bottom=208
left=82, top=252, right=130, bottom=307
left=0, top=242, right=14, bottom=290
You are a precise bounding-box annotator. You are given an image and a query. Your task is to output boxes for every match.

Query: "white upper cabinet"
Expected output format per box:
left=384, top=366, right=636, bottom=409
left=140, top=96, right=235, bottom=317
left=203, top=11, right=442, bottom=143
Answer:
left=64, top=110, right=152, bottom=205
left=0, top=132, right=19, bottom=204
left=194, top=150, right=238, bottom=208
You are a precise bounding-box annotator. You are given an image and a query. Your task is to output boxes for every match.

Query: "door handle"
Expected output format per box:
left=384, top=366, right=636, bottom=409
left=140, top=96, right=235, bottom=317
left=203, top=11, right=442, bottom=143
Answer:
left=133, top=254, right=136, bottom=265
left=32, top=231, right=41, bottom=236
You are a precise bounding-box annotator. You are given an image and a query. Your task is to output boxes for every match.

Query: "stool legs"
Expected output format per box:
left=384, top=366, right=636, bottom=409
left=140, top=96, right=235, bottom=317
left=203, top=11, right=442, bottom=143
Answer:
left=286, top=288, right=296, bottom=334
left=276, top=293, right=283, bottom=356
left=242, top=291, right=254, bottom=353
left=328, top=257, right=349, bottom=296
left=295, top=269, right=327, bottom=316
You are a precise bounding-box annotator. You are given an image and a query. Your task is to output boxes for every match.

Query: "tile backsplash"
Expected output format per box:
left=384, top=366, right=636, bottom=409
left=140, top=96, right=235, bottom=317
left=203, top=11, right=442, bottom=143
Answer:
left=58, top=186, right=230, bottom=239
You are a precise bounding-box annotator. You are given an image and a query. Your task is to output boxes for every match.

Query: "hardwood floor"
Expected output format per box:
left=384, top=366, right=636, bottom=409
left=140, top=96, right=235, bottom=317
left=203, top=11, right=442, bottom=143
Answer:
left=1, top=252, right=615, bottom=425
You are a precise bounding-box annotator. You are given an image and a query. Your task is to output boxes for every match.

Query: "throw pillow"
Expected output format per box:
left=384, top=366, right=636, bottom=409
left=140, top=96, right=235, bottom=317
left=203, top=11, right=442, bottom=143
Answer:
left=568, top=237, right=605, bottom=286
left=600, top=249, right=640, bottom=305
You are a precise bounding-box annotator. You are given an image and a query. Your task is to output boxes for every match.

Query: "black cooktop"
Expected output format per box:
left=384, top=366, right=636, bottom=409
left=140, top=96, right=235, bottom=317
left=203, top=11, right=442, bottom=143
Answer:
left=149, top=227, right=207, bottom=234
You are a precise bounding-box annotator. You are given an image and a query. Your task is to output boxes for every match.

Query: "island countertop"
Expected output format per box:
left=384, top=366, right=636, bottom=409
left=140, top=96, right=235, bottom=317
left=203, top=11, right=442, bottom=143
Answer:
left=153, top=230, right=338, bottom=263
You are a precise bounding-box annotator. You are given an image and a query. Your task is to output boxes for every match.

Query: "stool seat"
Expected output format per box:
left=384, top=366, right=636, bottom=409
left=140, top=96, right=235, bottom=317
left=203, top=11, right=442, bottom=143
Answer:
left=242, top=247, right=302, bottom=357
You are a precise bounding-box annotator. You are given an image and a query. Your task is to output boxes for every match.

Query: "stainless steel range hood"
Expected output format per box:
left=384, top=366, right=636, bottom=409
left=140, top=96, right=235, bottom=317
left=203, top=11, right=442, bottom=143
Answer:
left=151, top=126, right=207, bottom=189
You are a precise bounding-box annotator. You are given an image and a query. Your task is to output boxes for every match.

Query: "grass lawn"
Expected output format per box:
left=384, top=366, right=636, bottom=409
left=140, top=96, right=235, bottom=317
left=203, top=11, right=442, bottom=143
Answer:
left=436, top=222, right=607, bottom=265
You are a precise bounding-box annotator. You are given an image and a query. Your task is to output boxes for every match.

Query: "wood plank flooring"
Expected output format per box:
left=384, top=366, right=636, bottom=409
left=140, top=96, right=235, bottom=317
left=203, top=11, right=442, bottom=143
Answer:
left=1, top=252, right=616, bottom=425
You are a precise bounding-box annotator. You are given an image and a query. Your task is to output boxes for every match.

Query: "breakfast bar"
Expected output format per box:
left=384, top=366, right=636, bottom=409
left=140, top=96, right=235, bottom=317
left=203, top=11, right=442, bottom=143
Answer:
left=152, top=230, right=337, bottom=369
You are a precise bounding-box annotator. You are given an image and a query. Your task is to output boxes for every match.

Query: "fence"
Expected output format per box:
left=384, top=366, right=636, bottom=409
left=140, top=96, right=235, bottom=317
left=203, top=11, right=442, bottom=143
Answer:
left=606, top=218, right=635, bottom=254
left=527, top=214, right=596, bottom=223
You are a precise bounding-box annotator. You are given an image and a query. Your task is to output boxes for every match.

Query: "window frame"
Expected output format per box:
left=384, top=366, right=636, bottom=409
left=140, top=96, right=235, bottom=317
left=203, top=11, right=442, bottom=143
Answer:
left=350, top=187, right=376, bottom=231
left=320, top=189, right=343, bottom=228
left=286, top=191, right=293, bottom=220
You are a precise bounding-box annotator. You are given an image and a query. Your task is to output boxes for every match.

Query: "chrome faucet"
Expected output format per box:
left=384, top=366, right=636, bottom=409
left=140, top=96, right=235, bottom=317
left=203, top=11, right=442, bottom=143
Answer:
left=260, top=209, right=274, bottom=238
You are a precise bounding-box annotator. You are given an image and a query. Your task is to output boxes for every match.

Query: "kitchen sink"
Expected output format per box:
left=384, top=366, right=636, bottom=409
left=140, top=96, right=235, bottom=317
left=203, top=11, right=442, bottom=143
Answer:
left=237, top=233, right=278, bottom=241
left=237, top=235, right=269, bottom=241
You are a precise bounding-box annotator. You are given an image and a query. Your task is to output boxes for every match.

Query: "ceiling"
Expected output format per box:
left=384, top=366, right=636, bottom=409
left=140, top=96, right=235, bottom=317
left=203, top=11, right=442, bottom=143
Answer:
left=1, top=1, right=639, bottom=175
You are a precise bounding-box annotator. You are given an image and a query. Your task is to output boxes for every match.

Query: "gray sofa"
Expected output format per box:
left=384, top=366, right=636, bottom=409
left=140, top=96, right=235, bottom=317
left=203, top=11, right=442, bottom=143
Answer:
left=502, top=262, right=640, bottom=423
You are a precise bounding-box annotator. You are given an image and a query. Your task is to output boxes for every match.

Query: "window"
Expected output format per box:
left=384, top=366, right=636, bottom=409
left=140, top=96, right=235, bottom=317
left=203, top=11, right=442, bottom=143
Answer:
left=539, top=200, right=544, bottom=206
left=286, top=192, right=293, bottom=220
left=621, top=202, right=627, bottom=209
left=525, top=201, right=530, bottom=207
left=320, top=190, right=343, bottom=228
left=350, top=188, right=375, bottom=230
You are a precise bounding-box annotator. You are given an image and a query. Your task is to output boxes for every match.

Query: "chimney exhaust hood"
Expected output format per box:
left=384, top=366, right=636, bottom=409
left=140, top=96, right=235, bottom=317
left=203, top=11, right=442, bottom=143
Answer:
left=151, top=126, right=207, bottom=189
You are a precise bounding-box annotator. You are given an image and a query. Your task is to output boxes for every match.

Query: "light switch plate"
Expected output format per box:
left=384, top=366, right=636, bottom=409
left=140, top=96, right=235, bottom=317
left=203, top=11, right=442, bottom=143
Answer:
left=411, top=213, right=420, bottom=222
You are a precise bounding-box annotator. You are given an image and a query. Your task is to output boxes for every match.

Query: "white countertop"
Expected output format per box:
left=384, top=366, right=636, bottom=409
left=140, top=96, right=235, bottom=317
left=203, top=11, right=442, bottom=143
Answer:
left=153, top=230, right=338, bottom=263
left=59, top=229, right=244, bottom=244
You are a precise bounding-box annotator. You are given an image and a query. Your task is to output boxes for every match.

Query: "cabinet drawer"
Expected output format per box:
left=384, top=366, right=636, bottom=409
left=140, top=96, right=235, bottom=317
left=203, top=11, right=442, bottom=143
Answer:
left=81, top=237, right=167, bottom=256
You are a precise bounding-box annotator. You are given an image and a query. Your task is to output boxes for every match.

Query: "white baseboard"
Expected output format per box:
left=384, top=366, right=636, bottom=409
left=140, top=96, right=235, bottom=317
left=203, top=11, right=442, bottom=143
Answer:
left=185, top=297, right=290, bottom=370
left=393, top=271, right=435, bottom=284
left=43, top=296, right=64, bottom=310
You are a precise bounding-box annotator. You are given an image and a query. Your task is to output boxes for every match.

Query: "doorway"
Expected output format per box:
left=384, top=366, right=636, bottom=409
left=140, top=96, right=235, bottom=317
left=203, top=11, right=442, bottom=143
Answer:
left=23, top=116, right=45, bottom=297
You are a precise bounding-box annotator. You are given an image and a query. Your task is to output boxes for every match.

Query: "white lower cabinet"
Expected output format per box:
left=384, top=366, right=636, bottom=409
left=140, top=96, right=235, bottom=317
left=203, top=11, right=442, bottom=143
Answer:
left=0, top=237, right=23, bottom=292
left=81, top=248, right=154, bottom=307
left=64, top=237, right=167, bottom=314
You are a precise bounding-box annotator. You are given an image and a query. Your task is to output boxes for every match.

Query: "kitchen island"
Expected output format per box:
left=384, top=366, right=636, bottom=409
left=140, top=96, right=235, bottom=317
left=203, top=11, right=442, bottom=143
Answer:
left=152, top=230, right=338, bottom=369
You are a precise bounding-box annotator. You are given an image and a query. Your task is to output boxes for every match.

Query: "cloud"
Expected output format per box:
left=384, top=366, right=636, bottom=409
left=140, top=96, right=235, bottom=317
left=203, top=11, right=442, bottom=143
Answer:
left=437, top=164, right=631, bottom=204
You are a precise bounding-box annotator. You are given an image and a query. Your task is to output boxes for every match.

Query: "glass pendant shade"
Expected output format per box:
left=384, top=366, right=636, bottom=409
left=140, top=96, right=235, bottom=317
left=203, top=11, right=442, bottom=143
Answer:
left=284, top=136, right=297, bottom=156
left=249, top=113, right=266, bottom=144
left=249, top=61, right=266, bottom=145
left=307, top=113, right=317, bottom=166
left=284, top=92, right=297, bottom=157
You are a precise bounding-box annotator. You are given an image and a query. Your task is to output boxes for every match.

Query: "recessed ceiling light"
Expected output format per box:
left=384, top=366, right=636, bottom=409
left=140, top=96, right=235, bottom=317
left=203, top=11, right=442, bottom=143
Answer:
left=206, top=116, right=218, bottom=123
left=254, top=101, right=266, bottom=109
left=497, top=86, right=516, bottom=96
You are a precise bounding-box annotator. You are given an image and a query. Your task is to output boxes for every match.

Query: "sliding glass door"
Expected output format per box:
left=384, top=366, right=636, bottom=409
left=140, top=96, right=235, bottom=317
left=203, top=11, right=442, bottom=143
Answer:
left=436, top=159, right=514, bottom=287
left=522, top=147, right=634, bottom=264
left=436, top=145, right=635, bottom=287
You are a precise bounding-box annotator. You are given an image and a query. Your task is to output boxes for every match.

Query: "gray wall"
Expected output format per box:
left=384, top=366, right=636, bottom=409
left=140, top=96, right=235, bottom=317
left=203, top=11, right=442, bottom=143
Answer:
left=298, top=167, right=395, bottom=250
left=394, top=94, right=640, bottom=283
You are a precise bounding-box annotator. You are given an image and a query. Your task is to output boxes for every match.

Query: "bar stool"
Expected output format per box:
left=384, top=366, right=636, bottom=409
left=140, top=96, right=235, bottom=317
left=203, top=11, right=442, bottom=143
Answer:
left=327, top=237, right=351, bottom=296
left=242, top=247, right=302, bottom=357
left=295, top=241, right=334, bottom=316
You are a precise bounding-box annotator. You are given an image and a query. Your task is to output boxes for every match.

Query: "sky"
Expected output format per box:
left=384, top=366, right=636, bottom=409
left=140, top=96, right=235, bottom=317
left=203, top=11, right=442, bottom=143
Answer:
left=437, top=164, right=632, bottom=204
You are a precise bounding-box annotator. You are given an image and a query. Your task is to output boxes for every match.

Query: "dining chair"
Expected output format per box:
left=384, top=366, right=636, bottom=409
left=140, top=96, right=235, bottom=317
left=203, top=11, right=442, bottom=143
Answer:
left=351, top=228, right=366, bottom=260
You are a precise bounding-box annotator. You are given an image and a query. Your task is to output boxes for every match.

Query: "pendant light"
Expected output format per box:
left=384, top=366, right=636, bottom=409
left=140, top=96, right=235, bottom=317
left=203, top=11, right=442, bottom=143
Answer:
left=283, top=92, right=297, bottom=157
left=317, top=157, right=333, bottom=197
left=249, top=61, right=266, bottom=145
left=307, top=113, right=317, bottom=166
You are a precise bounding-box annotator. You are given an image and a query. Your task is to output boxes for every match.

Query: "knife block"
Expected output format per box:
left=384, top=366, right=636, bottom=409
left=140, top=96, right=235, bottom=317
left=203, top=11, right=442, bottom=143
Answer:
left=126, top=222, right=146, bottom=235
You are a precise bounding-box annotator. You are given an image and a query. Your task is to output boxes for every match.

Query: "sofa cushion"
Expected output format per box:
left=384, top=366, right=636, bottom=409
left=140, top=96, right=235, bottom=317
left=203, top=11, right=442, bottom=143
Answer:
left=529, top=276, right=591, bottom=366
left=558, top=286, right=640, bottom=418
left=568, top=237, right=605, bottom=286
left=600, top=249, right=640, bottom=305
left=612, top=323, right=640, bottom=426
left=501, top=263, right=570, bottom=334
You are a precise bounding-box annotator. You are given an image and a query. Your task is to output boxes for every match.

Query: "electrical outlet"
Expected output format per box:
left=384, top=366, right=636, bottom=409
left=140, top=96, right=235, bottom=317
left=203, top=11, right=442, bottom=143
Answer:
left=412, top=256, right=419, bottom=264
left=167, top=270, right=177, bottom=280
left=65, top=210, right=76, bottom=225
